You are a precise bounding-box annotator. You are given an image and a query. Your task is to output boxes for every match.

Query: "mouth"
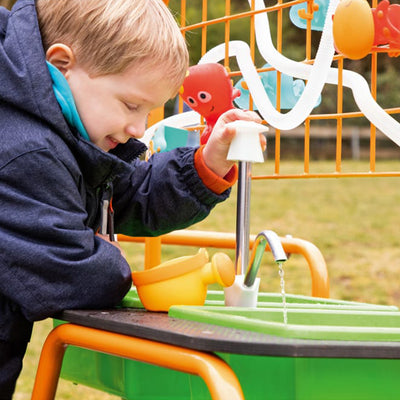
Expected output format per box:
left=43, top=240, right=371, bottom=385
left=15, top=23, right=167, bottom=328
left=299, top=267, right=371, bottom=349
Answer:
left=106, top=137, right=120, bottom=150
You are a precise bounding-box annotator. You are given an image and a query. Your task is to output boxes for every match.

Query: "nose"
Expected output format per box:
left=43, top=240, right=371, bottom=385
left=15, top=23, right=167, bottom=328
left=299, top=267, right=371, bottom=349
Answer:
left=125, top=118, right=147, bottom=139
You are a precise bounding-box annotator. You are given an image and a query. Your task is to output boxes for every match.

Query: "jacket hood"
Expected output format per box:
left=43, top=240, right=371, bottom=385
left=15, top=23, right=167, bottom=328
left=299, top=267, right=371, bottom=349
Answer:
left=0, top=0, right=70, bottom=137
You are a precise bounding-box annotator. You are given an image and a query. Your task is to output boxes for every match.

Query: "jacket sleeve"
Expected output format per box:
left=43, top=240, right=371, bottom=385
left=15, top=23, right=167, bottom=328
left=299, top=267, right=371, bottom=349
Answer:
left=0, top=149, right=132, bottom=321
left=112, top=146, right=232, bottom=236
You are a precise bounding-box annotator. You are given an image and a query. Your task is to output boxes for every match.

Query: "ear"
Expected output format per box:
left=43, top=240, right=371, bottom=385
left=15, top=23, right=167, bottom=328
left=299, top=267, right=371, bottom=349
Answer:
left=46, top=44, right=76, bottom=78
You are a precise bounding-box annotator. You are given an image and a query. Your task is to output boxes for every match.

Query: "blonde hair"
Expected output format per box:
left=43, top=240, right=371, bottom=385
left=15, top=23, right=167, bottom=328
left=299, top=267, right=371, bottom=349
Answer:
left=36, top=0, right=188, bottom=92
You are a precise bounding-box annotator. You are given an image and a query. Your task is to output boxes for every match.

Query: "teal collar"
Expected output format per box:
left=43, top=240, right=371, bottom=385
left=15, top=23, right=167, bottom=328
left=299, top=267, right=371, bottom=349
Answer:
left=46, top=61, right=90, bottom=141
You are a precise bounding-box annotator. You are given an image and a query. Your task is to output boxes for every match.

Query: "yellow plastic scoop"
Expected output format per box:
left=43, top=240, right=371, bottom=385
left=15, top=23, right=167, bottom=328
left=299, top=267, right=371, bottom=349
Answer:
left=132, top=248, right=235, bottom=312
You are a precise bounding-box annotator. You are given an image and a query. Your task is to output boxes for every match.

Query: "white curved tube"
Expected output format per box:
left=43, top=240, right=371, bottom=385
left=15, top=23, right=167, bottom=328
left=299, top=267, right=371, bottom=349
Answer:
left=200, top=0, right=337, bottom=131
left=200, top=0, right=400, bottom=146
left=200, top=40, right=332, bottom=131
left=252, top=0, right=400, bottom=145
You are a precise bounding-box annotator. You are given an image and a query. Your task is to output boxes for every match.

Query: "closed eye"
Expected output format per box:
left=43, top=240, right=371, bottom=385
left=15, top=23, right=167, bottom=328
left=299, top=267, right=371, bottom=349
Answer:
left=124, top=102, right=139, bottom=112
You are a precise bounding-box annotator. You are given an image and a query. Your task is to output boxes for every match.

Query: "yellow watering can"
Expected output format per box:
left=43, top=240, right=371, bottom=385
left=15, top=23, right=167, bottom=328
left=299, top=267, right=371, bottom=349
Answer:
left=132, top=248, right=235, bottom=311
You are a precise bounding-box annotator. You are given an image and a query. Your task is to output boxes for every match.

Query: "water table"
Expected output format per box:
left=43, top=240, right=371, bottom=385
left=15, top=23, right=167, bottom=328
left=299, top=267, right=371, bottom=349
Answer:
left=31, top=232, right=400, bottom=400
left=32, top=289, right=400, bottom=400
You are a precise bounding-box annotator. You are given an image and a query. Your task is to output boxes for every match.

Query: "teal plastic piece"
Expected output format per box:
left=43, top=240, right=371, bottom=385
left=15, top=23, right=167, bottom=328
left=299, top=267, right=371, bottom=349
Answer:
left=234, top=64, right=321, bottom=110
left=152, top=124, right=199, bottom=152
left=289, top=0, right=329, bottom=32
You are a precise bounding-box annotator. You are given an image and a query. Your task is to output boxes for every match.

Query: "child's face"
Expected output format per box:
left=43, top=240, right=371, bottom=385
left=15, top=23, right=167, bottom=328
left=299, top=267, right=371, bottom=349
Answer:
left=66, top=63, right=174, bottom=152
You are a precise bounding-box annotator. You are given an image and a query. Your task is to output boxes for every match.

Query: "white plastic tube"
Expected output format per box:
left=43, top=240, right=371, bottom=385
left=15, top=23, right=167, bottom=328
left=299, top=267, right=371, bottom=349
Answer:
left=252, top=0, right=400, bottom=146
left=199, top=0, right=337, bottom=131
left=200, top=0, right=400, bottom=146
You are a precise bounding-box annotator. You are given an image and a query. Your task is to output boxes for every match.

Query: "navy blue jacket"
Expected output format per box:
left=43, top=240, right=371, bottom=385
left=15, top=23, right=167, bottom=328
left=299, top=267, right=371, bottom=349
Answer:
left=0, top=0, right=230, bottom=344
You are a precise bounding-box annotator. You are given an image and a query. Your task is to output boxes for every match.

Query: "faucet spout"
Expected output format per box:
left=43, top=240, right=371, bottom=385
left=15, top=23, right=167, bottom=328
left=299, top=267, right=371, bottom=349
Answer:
left=244, top=230, right=287, bottom=287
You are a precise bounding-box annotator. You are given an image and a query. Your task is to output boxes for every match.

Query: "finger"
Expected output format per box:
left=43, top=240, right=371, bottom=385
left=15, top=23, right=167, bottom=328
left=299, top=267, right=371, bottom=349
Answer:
left=219, top=108, right=261, bottom=124
left=215, top=124, right=236, bottom=145
left=259, top=133, right=267, bottom=151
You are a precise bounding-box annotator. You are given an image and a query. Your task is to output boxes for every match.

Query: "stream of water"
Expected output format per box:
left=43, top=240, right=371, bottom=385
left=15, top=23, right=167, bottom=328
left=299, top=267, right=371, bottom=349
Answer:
left=278, top=261, right=288, bottom=324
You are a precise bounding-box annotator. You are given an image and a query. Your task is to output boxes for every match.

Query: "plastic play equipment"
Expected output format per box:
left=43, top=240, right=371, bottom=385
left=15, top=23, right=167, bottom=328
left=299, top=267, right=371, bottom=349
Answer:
left=234, top=63, right=322, bottom=110
left=32, top=322, right=244, bottom=400
left=170, top=297, right=400, bottom=341
left=179, top=63, right=240, bottom=144
left=121, top=230, right=330, bottom=298
left=151, top=124, right=198, bottom=152
left=224, top=121, right=272, bottom=307
left=226, top=120, right=267, bottom=163
left=132, top=248, right=235, bottom=311
left=33, top=293, right=400, bottom=400
left=332, top=0, right=400, bottom=58
left=198, top=0, right=400, bottom=146
left=289, top=0, right=328, bottom=31
left=372, top=0, right=400, bottom=49
left=332, top=0, right=375, bottom=59
left=144, top=0, right=400, bottom=148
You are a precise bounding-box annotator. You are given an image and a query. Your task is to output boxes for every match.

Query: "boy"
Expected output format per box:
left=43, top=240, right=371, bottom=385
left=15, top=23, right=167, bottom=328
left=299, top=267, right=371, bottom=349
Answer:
left=0, top=0, right=261, bottom=397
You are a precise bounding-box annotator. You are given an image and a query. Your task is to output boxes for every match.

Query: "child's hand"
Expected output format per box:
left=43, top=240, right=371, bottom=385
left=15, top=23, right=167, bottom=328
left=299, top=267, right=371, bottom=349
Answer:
left=202, top=109, right=265, bottom=177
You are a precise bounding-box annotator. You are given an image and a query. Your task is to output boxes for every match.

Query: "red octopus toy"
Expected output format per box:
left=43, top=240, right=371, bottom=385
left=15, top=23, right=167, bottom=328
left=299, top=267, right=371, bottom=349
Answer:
left=179, top=63, right=241, bottom=145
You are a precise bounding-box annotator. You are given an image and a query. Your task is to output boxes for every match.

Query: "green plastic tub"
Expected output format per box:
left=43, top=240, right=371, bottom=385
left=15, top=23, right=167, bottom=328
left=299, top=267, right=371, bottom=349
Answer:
left=56, top=289, right=400, bottom=400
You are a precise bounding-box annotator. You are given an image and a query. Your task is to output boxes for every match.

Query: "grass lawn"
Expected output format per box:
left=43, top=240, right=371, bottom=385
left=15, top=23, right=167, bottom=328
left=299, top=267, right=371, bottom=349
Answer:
left=15, top=160, right=400, bottom=399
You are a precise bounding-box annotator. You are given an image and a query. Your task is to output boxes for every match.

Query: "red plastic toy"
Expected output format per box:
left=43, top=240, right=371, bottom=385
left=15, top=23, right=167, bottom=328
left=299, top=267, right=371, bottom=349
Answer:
left=372, top=0, right=400, bottom=49
left=179, top=63, right=241, bottom=144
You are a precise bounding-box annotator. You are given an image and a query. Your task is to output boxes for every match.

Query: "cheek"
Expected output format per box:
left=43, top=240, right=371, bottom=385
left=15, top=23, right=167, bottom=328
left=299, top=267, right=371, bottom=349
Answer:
left=87, top=112, right=119, bottom=139
left=67, top=72, right=116, bottom=134
left=75, top=94, right=119, bottom=135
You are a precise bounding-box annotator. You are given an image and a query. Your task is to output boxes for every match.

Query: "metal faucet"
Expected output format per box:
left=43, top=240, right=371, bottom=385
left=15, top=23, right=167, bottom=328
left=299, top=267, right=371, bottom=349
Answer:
left=243, top=230, right=288, bottom=287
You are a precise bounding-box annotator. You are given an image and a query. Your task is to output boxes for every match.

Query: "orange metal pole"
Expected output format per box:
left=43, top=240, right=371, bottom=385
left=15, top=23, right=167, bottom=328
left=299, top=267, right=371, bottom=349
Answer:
left=336, top=57, right=343, bottom=173
left=144, top=107, right=165, bottom=268
left=304, top=118, right=310, bottom=174
left=32, top=324, right=244, bottom=400
left=370, top=52, right=377, bottom=172
left=144, top=236, right=162, bottom=268
left=201, top=0, right=208, bottom=57
left=224, top=0, right=230, bottom=65
left=249, top=0, right=255, bottom=112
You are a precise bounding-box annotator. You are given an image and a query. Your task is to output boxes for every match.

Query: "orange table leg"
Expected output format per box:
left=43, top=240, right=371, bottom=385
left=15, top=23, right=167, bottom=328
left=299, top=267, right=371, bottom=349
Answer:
left=31, top=323, right=244, bottom=400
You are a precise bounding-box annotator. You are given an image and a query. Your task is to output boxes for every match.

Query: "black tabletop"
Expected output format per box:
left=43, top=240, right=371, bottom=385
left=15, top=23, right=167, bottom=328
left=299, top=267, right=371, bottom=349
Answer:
left=60, top=307, right=400, bottom=359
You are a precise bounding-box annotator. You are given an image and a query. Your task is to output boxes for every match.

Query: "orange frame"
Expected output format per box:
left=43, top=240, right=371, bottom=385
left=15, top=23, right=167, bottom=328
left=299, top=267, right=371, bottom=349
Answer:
left=172, top=0, right=400, bottom=178
left=119, top=230, right=330, bottom=297
left=32, top=323, right=244, bottom=400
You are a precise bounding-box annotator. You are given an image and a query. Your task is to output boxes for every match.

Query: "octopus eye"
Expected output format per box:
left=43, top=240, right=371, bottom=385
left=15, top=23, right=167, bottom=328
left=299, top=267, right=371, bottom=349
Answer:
left=186, top=96, right=198, bottom=107
left=198, top=91, right=212, bottom=103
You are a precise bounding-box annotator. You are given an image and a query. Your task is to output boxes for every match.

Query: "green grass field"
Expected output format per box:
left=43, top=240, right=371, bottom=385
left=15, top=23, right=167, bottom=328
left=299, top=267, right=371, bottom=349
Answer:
left=15, top=160, right=400, bottom=399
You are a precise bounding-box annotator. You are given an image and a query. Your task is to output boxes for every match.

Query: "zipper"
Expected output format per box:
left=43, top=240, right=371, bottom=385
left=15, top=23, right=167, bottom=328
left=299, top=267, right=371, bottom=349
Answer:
left=100, top=182, right=115, bottom=241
